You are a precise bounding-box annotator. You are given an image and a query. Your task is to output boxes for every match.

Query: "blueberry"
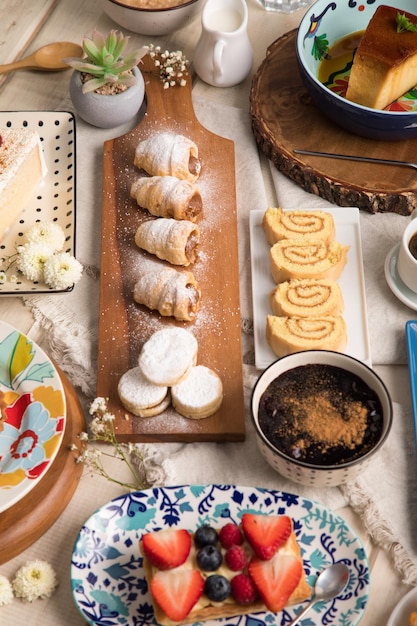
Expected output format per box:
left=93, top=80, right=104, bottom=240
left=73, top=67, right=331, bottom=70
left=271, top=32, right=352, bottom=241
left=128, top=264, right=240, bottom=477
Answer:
left=196, top=545, right=223, bottom=571
left=204, top=575, right=231, bottom=602
left=194, top=525, right=218, bottom=548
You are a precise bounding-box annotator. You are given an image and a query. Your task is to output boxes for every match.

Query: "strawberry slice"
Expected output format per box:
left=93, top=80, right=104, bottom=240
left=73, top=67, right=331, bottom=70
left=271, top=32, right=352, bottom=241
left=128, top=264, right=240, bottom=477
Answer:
left=150, top=569, right=204, bottom=622
left=142, top=528, right=191, bottom=569
left=242, top=514, right=292, bottom=560
left=248, top=552, right=303, bottom=612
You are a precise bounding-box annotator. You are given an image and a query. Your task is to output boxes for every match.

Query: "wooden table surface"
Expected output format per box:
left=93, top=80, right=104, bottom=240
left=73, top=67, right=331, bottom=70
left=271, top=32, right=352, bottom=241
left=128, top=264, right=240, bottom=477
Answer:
left=0, top=0, right=412, bottom=623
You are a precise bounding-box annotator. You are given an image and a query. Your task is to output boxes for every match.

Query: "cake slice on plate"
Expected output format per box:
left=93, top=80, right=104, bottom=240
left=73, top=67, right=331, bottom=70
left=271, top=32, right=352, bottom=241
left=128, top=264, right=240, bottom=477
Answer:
left=0, top=128, right=47, bottom=241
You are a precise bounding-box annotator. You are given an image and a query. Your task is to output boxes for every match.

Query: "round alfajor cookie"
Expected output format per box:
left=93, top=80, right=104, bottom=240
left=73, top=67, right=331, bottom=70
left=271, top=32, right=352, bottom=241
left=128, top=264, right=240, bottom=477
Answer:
left=118, top=366, right=170, bottom=417
left=138, top=327, right=198, bottom=386
left=171, top=365, right=223, bottom=419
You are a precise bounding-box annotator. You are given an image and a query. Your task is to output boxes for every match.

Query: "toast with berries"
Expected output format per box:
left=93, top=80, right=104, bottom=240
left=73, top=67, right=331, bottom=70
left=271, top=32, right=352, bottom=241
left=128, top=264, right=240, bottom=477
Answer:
left=140, top=514, right=310, bottom=625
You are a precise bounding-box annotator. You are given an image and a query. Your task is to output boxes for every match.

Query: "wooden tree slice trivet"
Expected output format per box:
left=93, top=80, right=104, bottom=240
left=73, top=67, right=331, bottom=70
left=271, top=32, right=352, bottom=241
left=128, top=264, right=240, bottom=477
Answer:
left=97, top=54, right=245, bottom=443
left=0, top=368, right=85, bottom=564
left=250, top=29, right=417, bottom=215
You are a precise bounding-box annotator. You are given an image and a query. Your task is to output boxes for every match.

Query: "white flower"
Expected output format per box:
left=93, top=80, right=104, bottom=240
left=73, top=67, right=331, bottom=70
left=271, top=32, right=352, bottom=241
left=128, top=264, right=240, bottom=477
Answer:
left=16, top=242, right=54, bottom=282
left=89, top=397, right=108, bottom=415
left=25, top=221, right=66, bottom=252
left=0, top=574, right=13, bottom=606
left=12, top=560, right=58, bottom=602
left=43, top=251, right=83, bottom=290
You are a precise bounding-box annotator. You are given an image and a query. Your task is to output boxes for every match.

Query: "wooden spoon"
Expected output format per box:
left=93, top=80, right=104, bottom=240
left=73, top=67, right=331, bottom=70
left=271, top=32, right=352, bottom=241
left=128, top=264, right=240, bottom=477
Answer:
left=0, top=41, right=83, bottom=75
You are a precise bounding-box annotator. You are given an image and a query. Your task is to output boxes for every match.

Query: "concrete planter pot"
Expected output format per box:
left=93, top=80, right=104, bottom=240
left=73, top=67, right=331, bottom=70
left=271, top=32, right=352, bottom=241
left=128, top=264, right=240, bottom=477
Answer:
left=69, top=66, right=145, bottom=128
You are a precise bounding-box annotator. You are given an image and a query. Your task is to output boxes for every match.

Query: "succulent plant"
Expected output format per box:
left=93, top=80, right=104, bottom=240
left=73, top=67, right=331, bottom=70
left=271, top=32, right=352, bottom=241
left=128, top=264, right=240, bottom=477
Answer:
left=65, top=29, right=148, bottom=94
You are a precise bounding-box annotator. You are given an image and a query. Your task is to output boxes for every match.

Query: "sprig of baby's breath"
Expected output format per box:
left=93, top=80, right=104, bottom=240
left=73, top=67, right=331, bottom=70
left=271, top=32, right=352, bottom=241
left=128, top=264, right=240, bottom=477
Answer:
left=71, top=397, right=151, bottom=491
left=147, top=44, right=190, bottom=89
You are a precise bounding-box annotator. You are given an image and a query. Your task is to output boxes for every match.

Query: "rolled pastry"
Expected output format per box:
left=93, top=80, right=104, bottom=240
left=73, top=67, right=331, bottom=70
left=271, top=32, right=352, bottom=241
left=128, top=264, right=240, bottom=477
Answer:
left=263, top=207, right=335, bottom=245
left=270, top=278, right=344, bottom=317
left=130, top=176, right=202, bottom=222
left=134, top=132, right=201, bottom=182
left=133, top=258, right=201, bottom=321
left=270, top=239, right=349, bottom=283
left=266, top=314, right=347, bottom=357
left=135, top=218, right=200, bottom=266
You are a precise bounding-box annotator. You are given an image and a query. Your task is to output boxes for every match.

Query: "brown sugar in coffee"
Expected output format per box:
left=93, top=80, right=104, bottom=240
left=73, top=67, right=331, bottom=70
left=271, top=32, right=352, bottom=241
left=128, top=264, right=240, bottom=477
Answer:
left=258, top=363, right=383, bottom=466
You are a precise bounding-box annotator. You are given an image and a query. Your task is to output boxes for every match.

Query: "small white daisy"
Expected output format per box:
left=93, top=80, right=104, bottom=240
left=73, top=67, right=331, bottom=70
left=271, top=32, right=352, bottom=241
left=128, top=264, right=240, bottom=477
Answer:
left=16, top=242, right=54, bottom=282
left=0, top=574, right=13, bottom=606
left=25, top=221, right=66, bottom=252
left=43, top=251, right=83, bottom=290
left=12, top=560, right=58, bottom=602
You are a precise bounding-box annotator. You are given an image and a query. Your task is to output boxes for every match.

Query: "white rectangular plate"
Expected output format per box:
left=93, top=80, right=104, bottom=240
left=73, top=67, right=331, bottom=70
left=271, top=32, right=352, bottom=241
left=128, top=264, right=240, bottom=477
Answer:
left=250, top=207, right=371, bottom=369
left=0, top=111, right=76, bottom=294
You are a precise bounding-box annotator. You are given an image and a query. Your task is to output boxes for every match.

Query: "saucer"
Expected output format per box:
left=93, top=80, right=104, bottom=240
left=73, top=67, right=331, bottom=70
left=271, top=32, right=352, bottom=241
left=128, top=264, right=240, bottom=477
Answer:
left=384, top=244, right=417, bottom=311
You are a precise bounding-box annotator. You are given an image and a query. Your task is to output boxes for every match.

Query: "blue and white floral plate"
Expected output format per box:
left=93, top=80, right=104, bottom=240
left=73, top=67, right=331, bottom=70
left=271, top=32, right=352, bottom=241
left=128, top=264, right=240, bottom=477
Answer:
left=71, top=484, right=369, bottom=626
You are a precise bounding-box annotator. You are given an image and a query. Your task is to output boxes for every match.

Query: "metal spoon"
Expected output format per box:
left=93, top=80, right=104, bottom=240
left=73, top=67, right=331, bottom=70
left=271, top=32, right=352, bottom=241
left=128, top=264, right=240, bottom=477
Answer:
left=289, top=562, right=350, bottom=626
left=0, top=42, right=83, bottom=75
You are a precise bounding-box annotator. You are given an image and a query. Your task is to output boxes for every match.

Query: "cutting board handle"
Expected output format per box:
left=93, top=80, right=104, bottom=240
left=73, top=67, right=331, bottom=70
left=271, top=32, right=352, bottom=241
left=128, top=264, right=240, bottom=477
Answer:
left=139, top=54, right=199, bottom=126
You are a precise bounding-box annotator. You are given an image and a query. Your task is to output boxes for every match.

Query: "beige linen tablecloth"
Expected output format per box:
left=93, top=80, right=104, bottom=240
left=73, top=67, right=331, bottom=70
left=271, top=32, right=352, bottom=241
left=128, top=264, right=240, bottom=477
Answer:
left=2, top=98, right=415, bottom=626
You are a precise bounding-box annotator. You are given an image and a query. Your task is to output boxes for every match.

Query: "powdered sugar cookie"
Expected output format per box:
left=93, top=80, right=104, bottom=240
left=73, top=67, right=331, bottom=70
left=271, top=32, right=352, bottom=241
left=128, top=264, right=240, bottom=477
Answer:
left=171, top=365, right=223, bottom=419
left=138, top=328, right=198, bottom=386
left=135, top=393, right=171, bottom=418
left=118, top=367, right=169, bottom=417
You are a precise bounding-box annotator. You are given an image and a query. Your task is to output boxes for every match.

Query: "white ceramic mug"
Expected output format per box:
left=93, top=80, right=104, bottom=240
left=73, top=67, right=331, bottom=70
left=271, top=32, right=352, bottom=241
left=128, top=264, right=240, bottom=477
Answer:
left=397, top=210, right=417, bottom=292
left=193, top=0, right=253, bottom=88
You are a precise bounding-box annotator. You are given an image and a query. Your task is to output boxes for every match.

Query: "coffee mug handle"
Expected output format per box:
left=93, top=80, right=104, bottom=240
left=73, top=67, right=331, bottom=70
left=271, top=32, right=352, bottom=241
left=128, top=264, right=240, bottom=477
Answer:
left=411, top=208, right=417, bottom=220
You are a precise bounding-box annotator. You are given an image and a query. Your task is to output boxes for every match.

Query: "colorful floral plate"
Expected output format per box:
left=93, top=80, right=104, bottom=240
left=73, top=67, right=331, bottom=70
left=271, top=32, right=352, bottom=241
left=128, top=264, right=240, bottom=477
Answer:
left=0, top=321, right=66, bottom=513
left=71, top=484, right=369, bottom=626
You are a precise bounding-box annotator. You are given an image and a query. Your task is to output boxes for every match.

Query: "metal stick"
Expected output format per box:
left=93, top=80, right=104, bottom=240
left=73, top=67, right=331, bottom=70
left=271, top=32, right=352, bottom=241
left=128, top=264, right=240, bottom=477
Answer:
left=293, top=149, right=417, bottom=171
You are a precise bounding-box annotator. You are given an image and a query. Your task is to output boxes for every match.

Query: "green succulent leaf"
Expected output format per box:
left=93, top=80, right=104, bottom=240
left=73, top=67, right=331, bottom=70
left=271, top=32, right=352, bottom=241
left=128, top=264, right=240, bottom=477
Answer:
left=64, top=28, right=148, bottom=90
left=81, top=77, right=108, bottom=93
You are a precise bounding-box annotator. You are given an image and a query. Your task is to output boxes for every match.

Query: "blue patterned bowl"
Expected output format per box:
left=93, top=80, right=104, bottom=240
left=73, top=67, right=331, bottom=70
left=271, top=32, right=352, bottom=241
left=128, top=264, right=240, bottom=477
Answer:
left=296, top=0, right=417, bottom=140
left=251, top=350, right=392, bottom=488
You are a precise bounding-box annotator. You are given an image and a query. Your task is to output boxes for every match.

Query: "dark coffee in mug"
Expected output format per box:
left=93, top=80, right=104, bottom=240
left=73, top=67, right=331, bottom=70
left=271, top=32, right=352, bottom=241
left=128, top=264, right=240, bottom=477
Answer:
left=409, top=232, right=417, bottom=260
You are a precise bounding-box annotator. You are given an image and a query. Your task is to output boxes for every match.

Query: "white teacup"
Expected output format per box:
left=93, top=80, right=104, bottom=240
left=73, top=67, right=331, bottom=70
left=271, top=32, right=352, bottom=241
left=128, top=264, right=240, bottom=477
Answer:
left=397, top=212, right=417, bottom=293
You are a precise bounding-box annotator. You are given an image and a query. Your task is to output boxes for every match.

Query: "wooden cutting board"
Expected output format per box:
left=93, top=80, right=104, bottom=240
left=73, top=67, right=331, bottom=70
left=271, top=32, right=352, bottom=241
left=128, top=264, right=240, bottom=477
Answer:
left=250, top=30, right=417, bottom=215
left=0, top=0, right=59, bottom=90
left=0, top=367, right=85, bottom=564
left=97, top=55, right=245, bottom=443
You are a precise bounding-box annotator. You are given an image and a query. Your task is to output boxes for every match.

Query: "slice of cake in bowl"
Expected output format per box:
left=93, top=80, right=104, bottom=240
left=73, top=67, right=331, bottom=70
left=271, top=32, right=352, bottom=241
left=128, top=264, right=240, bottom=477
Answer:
left=346, top=4, right=417, bottom=109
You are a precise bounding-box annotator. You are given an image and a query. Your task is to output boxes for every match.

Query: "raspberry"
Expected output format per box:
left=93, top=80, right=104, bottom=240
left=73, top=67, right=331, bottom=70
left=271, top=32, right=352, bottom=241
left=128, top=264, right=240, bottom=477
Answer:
left=225, top=545, right=248, bottom=571
left=218, top=523, right=244, bottom=549
left=231, top=573, right=258, bottom=605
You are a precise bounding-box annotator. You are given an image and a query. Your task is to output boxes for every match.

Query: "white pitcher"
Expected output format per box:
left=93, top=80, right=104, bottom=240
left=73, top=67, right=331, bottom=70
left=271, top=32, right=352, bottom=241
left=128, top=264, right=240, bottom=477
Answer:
left=193, top=0, right=253, bottom=88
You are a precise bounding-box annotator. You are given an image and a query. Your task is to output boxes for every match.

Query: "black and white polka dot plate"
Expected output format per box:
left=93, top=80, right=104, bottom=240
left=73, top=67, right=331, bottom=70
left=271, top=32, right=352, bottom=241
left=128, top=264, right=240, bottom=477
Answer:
left=0, top=111, right=76, bottom=294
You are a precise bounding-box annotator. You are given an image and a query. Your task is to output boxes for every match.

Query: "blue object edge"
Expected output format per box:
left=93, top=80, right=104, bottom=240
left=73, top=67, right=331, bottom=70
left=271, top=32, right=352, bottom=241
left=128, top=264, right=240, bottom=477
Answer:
left=405, top=321, right=417, bottom=453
